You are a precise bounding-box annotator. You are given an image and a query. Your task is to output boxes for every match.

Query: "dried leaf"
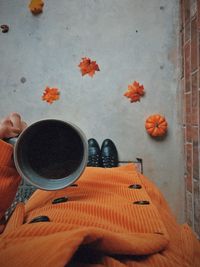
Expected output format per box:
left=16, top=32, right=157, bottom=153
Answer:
left=29, top=0, right=44, bottom=15
left=42, top=87, right=60, bottom=104
left=78, top=57, right=100, bottom=77
left=0, top=25, right=9, bottom=33
left=124, top=81, right=145, bottom=103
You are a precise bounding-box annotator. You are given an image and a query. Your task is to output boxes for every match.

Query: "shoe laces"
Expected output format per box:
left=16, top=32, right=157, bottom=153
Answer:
left=88, top=154, right=100, bottom=167
left=102, top=155, right=115, bottom=167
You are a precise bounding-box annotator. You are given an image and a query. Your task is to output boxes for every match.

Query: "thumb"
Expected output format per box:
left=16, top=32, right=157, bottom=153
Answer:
left=9, top=127, right=21, bottom=137
left=21, top=121, right=27, bottom=130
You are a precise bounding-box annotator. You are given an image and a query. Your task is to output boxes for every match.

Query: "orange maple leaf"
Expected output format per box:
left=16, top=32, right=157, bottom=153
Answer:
left=42, top=87, right=60, bottom=104
left=78, top=57, right=100, bottom=77
left=29, top=0, right=44, bottom=15
left=124, top=81, right=145, bottom=103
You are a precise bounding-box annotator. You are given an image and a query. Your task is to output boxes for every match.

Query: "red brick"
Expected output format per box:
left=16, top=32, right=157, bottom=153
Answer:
left=184, top=144, right=187, bottom=175
left=183, top=137, right=186, bottom=175
left=184, top=43, right=191, bottom=92
left=184, top=22, right=190, bottom=43
left=183, top=126, right=186, bottom=141
left=191, top=17, right=198, bottom=72
left=199, top=32, right=200, bottom=71
left=191, top=72, right=198, bottom=125
left=183, top=128, right=186, bottom=154
left=181, top=33, right=184, bottom=78
left=182, top=79, right=186, bottom=124
left=183, top=0, right=191, bottom=24
left=192, top=125, right=199, bottom=142
left=186, top=143, right=193, bottom=192
left=190, top=0, right=197, bottom=17
left=185, top=92, right=192, bottom=123
left=192, top=127, right=199, bottom=179
left=186, top=190, right=193, bottom=227
left=186, top=124, right=192, bottom=142
left=184, top=177, right=187, bottom=215
left=199, top=90, right=200, bottom=127
left=199, top=68, right=200, bottom=88
left=194, top=179, right=200, bottom=237
left=197, top=0, right=200, bottom=30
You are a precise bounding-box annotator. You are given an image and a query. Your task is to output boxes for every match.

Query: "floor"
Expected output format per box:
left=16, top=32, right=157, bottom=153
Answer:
left=0, top=0, right=184, bottom=222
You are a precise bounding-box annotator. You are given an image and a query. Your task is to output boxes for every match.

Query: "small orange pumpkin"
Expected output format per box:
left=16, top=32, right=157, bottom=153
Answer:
left=29, top=0, right=44, bottom=15
left=145, top=114, right=168, bottom=137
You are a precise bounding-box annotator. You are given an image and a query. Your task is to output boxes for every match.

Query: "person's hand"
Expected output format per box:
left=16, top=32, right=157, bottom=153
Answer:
left=0, top=113, right=27, bottom=140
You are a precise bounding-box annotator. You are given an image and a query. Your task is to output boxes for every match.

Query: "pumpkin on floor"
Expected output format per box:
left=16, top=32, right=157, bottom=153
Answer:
left=29, top=0, right=44, bottom=15
left=145, top=114, right=168, bottom=137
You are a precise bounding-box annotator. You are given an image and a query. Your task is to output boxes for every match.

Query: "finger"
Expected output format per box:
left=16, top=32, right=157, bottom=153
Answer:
left=0, top=117, right=13, bottom=126
left=9, top=112, right=22, bottom=130
left=21, top=121, right=27, bottom=131
left=9, top=127, right=21, bottom=138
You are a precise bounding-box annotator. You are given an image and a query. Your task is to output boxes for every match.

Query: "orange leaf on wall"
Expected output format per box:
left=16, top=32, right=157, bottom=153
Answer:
left=29, top=0, right=44, bottom=15
left=42, top=87, right=60, bottom=104
left=78, top=57, right=100, bottom=77
left=124, top=81, right=145, bottom=102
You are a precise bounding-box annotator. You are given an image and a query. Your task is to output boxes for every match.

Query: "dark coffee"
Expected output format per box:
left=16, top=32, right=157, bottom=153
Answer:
left=18, top=121, right=84, bottom=179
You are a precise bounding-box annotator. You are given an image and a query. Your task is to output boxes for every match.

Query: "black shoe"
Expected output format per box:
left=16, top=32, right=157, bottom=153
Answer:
left=101, top=139, right=118, bottom=168
left=87, top=138, right=101, bottom=167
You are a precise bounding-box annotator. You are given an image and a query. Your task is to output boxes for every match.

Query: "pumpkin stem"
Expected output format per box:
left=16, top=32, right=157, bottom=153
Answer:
left=155, top=122, right=159, bottom=128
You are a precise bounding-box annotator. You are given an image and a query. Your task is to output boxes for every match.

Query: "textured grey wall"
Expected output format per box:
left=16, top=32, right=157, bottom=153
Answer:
left=0, top=0, right=184, bottom=222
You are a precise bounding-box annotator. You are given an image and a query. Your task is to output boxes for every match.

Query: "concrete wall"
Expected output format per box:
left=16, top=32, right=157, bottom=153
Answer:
left=0, top=0, right=184, bottom=222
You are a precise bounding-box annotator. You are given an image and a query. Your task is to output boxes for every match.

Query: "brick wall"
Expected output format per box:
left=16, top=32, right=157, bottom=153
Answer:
left=180, top=0, right=200, bottom=238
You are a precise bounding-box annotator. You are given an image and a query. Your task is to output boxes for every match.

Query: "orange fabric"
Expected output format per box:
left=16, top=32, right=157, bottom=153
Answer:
left=0, top=140, right=21, bottom=220
left=0, top=140, right=199, bottom=267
